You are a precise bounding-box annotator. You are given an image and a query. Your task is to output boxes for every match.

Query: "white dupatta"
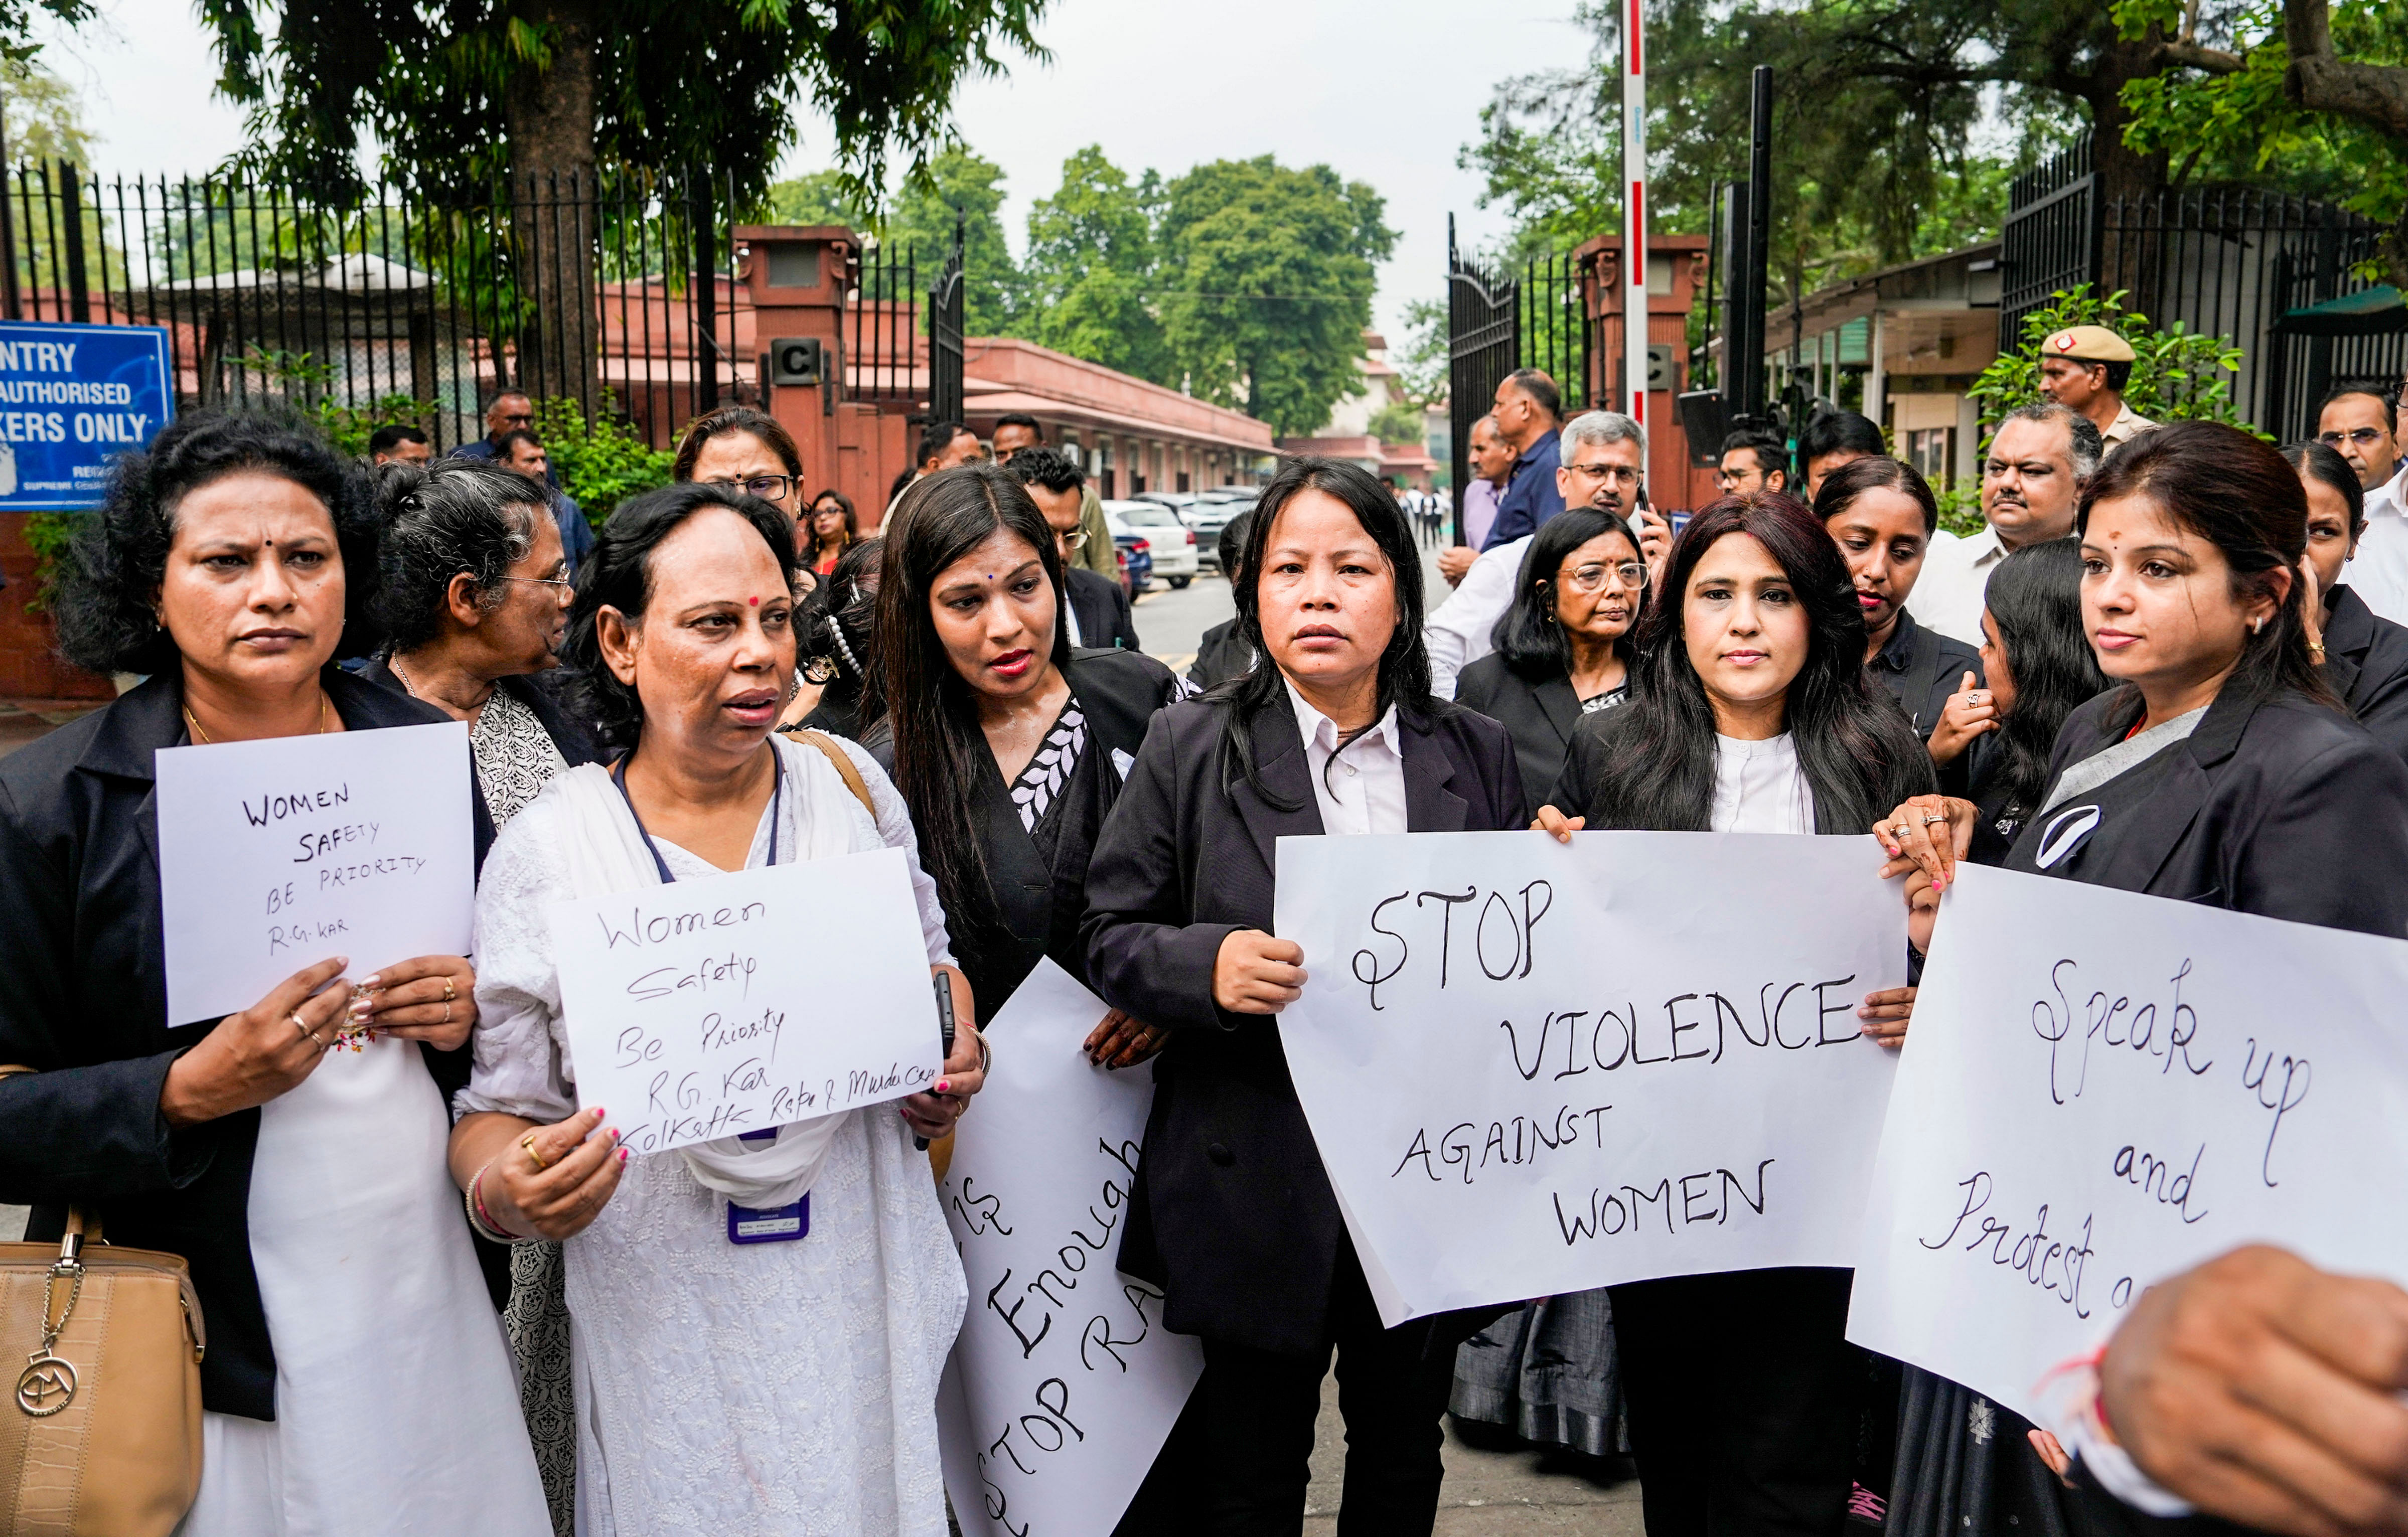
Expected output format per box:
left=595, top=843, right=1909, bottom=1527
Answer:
left=543, top=738, right=878, bottom=1207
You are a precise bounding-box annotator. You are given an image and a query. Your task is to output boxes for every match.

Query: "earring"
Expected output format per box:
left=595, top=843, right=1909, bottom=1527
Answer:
left=2252, top=617, right=2265, bottom=634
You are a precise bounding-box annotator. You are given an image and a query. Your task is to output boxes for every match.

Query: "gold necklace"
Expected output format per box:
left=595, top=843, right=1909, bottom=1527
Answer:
left=183, top=691, right=329, bottom=744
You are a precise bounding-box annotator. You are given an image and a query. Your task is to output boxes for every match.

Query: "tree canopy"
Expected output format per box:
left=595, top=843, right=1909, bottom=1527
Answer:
left=195, top=0, right=1050, bottom=206
left=770, top=143, right=1392, bottom=437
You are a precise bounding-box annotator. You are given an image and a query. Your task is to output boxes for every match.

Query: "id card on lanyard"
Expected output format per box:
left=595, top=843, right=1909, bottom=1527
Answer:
left=613, top=752, right=809, bottom=1245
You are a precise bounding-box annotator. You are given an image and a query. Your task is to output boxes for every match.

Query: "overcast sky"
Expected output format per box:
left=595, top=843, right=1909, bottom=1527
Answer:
left=36, top=0, right=1592, bottom=339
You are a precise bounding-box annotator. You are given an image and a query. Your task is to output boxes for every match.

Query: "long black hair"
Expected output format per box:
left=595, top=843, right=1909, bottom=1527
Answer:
left=2279, top=439, right=2365, bottom=539
left=1211, top=455, right=1438, bottom=808
left=561, top=481, right=797, bottom=754
left=1567, top=492, right=1934, bottom=833
left=1969, top=538, right=2109, bottom=821
left=56, top=405, right=376, bottom=675
left=2077, top=419, right=2340, bottom=720
left=871, top=464, right=1071, bottom=963
left=1489, top=505, right=1648, bottom=681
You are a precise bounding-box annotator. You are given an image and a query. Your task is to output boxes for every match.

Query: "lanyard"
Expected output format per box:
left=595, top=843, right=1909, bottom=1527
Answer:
left=609, top=746, right=783, bottom=882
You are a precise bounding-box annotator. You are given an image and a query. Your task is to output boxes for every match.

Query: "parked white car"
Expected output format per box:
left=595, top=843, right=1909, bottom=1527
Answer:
left=1102, top=499, right=1199, bottom=587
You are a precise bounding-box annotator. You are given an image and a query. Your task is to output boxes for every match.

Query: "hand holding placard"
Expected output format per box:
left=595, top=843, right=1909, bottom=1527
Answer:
left=153, top=720, right=475, bottom=1025
left=547, top=845, right=941, bottom=1154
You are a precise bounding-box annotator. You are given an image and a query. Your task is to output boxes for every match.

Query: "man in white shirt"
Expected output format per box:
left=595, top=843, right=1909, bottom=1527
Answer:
left=1428, top=410, right=1648, bottom=697
left=2322, top=384, right=2408, bottom=623
left=1909, top=401, right=2101, bottom=645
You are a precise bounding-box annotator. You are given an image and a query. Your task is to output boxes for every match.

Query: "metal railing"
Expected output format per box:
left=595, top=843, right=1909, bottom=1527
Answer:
left=0, top=161, right=748, bottom=449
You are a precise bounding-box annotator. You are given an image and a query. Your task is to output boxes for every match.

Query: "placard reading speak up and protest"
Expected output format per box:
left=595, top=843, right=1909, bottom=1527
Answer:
left=1848, top=864, right=2408, bottom=1429
left=1273, top=830, right=1907, bottom=1326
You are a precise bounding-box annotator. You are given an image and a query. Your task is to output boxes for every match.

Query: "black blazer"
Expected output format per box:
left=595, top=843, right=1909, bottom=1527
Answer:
left=1067, top=565, right=1140, bottom=653
left=0, top=668, right=480, bottom=1419
left=2324, top=584, right=2408, bottom=765
left=1185, top=618, right=1254, bottom=691
left=1081, top=694, right=1524, bottom=1354
left=2004, top=680, right=2408, bottom=938
left=1870, top=608, right=1984, bottom=739
left=863, top=648, right=1184, bottom=1025
left=1454, top=653, right=1627, bottom=823
left=355, top=660, right=600, bottom=869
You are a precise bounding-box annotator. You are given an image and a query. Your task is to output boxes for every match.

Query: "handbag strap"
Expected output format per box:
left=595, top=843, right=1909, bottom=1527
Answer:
left=790, top=730, right=879, bottom=821
left=0, top=1064, right=99, bottom=1245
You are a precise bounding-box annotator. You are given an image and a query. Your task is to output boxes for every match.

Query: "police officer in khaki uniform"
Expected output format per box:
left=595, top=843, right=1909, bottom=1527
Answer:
left=2037, top=324, right=2159, bottom=449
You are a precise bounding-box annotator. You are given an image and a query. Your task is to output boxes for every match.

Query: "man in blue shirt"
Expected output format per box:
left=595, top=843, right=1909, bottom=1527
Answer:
left=493, top=428, right=595, bottom=566
left=1481, top=367, right=1566, bottom=550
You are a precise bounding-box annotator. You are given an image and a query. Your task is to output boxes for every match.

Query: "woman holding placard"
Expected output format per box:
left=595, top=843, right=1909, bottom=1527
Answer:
left=449, top=481, right=985, bottom=1535
left=1453, top=503, right=1650, bottom=824
left=1083, top=456, right=1525, bottom=1534
left=1883, top=421, right=2408, bottom=943
left=862, top=463, right=1185, bottom=1056
left=1533, top=490, right=1936, bottom=1537
left=1872, top=424, right=2408, bottom=1537
left=363, top=454, right=600, bottom=1529
left=0, top=407, right=549, bottom=1534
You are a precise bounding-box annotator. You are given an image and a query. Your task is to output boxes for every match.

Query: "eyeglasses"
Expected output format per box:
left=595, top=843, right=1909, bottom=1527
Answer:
left=1566, top=462, right=1642, bottom=487
left=705, top=474, right=799, bottom=502
left=498, top=573, right=573, bottom=591
left=1057, top=530, right=1090, bottom=552
left=2320, top=427, right=2391, bottom=448
left=1712, top=468, right=1756, bottom=488
left=1562, top=561, right=1647, bottom=594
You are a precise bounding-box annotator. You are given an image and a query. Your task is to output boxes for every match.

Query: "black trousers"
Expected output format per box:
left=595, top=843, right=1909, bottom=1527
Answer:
left=1610, top=1266, right=1861, bottom=1537
left=1118, top=1242, right=1460, bottom=1537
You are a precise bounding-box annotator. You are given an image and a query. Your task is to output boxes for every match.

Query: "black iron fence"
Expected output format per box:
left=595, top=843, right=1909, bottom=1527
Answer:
left=1445, top=221, right=1597, bottom=537
left=0, top=161, right=757, bottom=449
left=2001, top=132, right=2403, bottom=440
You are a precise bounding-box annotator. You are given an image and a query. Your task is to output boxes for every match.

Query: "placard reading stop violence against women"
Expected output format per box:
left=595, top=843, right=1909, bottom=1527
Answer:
left=153, top=721, right=475, bottom=1025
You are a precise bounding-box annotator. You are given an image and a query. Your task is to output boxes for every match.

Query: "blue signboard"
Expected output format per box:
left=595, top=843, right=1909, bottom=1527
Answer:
left=0, top=320, right=174, bottom=511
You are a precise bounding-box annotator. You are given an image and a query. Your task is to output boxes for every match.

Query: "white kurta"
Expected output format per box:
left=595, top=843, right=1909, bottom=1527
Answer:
left=458, top=735, right=967, bottom=1537
left=179, top=1034, right=551, bottom=1537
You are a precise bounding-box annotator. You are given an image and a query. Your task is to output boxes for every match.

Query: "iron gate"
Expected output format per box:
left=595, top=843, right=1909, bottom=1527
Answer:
left=1999, top=134, right=2099, bottom=347
left=927, top=214, right=965, bottom=428
left=1446, top=219, right=1516, bottom=539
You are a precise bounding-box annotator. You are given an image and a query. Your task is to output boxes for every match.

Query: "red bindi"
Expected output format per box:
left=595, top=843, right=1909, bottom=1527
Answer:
left=749, top=596, right=760, bottom=605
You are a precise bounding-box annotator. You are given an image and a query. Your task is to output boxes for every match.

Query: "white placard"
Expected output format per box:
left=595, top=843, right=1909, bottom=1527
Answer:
left=548, top=845, right=941, bottom=1154
left=153, top=720, right=475, bottom=1025
left=1848, top=864, right=2408, bottom=1429
left=1272, top=830, right=1907, bottom=1327
left=937, top=959, right=1203, bottom=1537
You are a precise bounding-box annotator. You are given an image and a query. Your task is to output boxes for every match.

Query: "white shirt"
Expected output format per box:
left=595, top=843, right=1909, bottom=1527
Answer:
left=1063, top=593, right=1084, bottom=647
left=1710, top=732, right=1813, bottom=834
left=1427, top=534, right=1530, bottom=699
left=1905, top=525, right=1999, bottom=649
left=1287, top=677, right=1409, bottom=836
left=2344, top=464, right=2408, bottom=626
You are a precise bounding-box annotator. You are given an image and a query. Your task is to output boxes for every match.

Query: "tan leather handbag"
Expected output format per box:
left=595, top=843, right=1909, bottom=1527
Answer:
left=0, top=1072, right=205, bottom=1536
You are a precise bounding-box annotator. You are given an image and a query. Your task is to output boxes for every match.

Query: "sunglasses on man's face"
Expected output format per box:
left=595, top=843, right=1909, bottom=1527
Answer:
left=2320, top=427, right=2391, bottom=449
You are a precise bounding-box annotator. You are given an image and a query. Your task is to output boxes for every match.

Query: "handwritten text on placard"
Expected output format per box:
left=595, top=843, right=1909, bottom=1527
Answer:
left=1273, top=830, right=1907, bottom=1327
left=937, top=959, right=1203, bottom=1537
left=1848, top=863, right=2408, bottom=1429
left=153, top=720, right=474, bottom=1024
left=548, top=846, right=940, bottom=1154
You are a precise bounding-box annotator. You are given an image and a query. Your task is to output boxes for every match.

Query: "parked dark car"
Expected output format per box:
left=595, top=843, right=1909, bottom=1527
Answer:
left=1114, top=531, right=1154, bottom=596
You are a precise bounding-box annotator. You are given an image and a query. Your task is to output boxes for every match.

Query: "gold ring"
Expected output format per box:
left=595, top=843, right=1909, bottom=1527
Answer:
left=442, top=976, right=457, bottom=1003
left=290, top=1012, right=313, bottom=1038
left=521, top=1132, right=552, bottom=1171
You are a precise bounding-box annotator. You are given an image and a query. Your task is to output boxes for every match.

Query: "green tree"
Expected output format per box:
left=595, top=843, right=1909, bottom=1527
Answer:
left=879, top=147, right=1021, bottom=339
left=1967, top=284, right=2252, bottom=431
left=1392, top=296, right=1449, bottom=411
left=1019, top=145, right=1167, bottom=382
left=1369, top=402, right=1429, bottom=446
left=766, top=170, right=866, bottom=229
left=1157, top=157, right=1395, bottom=436
left=1461, top=0, right=2216, bottom=298
left=192, top=0, right=1049, bottom=405
left=2114, top=0, right=2408, bottom=284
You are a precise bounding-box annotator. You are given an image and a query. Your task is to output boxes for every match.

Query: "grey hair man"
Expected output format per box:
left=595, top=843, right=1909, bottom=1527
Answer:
left=1909, top=400, right=2102, bottom=645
